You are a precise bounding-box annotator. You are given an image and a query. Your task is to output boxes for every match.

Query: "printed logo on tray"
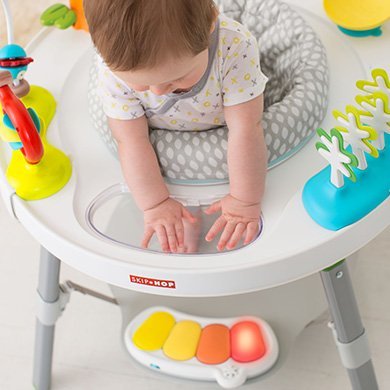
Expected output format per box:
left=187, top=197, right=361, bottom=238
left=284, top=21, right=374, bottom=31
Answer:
left=129, top=275, right=176, bottom=289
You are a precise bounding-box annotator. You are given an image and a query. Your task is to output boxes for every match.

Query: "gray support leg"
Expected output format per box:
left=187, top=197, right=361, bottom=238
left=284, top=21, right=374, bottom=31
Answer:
left=320, top=259, right=378, bottom=390
left=33, top=247, right=61, bottom=390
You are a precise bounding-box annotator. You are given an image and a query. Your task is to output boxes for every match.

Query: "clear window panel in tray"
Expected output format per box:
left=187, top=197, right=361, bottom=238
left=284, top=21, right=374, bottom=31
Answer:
left=87, top=184, right=262, bottom=254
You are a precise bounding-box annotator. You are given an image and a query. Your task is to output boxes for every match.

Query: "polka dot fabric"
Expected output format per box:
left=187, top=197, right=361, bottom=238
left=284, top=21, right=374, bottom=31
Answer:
left=88, top=0, right=329, bottom=183
left=149, top=128, right=229, bottom=181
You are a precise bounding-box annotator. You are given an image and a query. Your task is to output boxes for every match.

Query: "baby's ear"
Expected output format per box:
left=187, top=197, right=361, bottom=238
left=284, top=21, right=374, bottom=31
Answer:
left=210, top=10, right=219, bottom=33
left=212, top=3, right=219, bottom=20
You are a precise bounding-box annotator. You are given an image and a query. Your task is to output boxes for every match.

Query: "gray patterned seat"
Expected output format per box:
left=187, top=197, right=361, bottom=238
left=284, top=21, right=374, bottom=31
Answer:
left=88, top=0, right=329, bottom=183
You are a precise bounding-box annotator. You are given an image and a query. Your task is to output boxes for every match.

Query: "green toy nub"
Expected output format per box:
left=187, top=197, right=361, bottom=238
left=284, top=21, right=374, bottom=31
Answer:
left=337, top=25, right=382, bottom=37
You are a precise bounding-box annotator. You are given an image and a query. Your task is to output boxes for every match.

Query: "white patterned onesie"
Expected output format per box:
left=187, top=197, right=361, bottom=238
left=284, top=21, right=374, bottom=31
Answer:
left=96, top=13, right=268, bottom=182
left=97, top=13, right=268, bottom=131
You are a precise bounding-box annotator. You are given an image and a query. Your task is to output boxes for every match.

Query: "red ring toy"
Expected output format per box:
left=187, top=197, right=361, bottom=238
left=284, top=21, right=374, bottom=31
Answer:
left=0, top=72, right=43, bottom=164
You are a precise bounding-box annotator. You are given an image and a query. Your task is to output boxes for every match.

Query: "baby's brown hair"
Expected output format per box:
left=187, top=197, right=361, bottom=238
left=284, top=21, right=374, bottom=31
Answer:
left=84, top=0, right=218, bottom=71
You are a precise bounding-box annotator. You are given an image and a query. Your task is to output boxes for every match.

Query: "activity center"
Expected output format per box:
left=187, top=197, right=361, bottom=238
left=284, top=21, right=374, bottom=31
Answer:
left=0, top=0, right=389, bottom=389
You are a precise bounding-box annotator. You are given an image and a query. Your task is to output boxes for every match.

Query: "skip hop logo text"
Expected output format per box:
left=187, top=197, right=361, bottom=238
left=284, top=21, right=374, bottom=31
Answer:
left=129, top=275, right=176, bottom=289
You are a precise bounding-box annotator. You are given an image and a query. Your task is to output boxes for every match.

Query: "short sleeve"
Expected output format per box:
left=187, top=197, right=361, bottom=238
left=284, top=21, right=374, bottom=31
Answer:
left=220, top=31, right=268, bottom=106
left=96, top=57, right=145, bottom=120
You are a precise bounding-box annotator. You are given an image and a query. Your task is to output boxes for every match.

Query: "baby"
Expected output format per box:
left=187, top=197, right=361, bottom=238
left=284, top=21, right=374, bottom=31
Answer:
left=84, top=0, right=268, bottom=253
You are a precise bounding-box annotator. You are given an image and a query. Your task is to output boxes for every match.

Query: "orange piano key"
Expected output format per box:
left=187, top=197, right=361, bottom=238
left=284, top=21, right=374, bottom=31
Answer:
left=196, top=324, right=230, bottom=364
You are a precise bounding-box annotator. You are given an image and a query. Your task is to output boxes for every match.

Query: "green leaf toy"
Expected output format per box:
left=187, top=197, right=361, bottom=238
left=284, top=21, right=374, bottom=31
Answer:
left=40, top=4, right=76, bottom=30
left=316, top=128, right=358, bottom=188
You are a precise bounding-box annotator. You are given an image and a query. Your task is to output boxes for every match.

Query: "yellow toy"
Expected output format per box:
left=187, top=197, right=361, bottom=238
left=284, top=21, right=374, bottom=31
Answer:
left=0, top=71, right=72, bottom=200
left=324, top=0, right=390, bottom=37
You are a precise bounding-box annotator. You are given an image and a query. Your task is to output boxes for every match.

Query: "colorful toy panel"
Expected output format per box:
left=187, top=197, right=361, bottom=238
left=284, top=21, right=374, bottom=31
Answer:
left=125, top=307, right=279, bottom=389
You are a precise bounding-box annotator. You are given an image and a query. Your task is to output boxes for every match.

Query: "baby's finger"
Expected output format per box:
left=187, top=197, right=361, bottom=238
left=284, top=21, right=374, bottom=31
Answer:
left=203, top=200, right=222, bottom=215
left=217, top=221, right=236, bottom=251
left=165, top=224, right=178, bottom=253
left=155, top=225, right=170, bottom=252
left=226, top=222, right=246, bottom=249
left=175, top=221, right=185, bottom=248
left=244, top=221, right=260, bottom=245
left=182, top=207, right=197, bottom=223
left=141, top=226, right=155, bottom=249
left=205, top=215, right=226, bottom=242
left=177, top=245, right=187, bottom=253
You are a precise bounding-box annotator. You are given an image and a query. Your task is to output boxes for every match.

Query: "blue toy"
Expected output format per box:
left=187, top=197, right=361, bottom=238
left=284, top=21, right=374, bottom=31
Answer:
left=303, top=68, right=390, bottom=230
left=0, top=44, right=33, bottom=98
left=0, top=44, right=32, bottom=80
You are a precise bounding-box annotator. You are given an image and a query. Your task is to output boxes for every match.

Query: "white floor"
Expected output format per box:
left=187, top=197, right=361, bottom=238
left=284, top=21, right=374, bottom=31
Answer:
left=0, top=196, right=389, bottom=390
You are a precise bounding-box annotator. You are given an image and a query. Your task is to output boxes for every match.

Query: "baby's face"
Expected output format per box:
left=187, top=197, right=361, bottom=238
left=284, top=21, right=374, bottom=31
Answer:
left=115, top=49, right=209, bottom=95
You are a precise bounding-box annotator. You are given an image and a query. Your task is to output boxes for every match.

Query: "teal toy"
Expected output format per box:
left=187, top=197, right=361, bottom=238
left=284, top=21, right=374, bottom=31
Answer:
left=303, top=68, right=390, bottom=230
left=0, top=44, right=32, bottom=79
left=337, top=26, right=382, bottom=38
left=0, top=44, right=33, bottom=98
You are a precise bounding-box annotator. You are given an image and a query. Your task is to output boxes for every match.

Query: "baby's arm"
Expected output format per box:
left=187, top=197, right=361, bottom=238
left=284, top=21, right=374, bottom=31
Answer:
left=205, top=94, right=266, bottom=250
left=109, top=116, right=169, bottom=209
left=109, top=116, right=195, bottom=252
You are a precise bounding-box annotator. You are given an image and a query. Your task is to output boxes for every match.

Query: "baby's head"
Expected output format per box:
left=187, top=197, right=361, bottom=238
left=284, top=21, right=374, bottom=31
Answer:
left=84, top=0, right=218, bottom=95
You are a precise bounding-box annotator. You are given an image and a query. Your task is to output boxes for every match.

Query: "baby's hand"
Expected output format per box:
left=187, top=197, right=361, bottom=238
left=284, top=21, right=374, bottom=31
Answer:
left=142, top=198, right=197, bottom=253
left=204, top=194, right=261, bottom=251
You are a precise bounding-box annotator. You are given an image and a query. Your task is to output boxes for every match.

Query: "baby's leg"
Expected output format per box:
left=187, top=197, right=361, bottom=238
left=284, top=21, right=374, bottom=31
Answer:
left=179, top=207, right=202, bottom=253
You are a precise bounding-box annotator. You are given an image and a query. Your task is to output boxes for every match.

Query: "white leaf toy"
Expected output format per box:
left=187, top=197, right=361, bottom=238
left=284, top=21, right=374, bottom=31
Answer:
left=316, top=128, right=358, bottom=188
left=333, top=105, right=379, bottom=170
left=356, top=68, right=390, bottom=100
left=356, top=91, right=390, bottom=150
